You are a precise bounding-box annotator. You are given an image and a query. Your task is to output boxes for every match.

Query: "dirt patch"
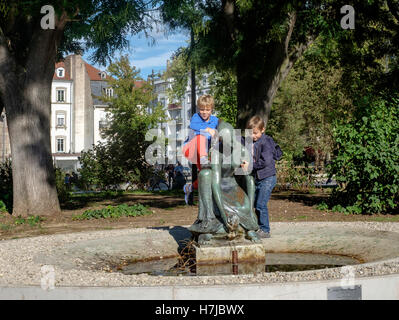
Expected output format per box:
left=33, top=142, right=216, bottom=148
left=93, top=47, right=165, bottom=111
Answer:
left=1, top=190, right=398, bottom=241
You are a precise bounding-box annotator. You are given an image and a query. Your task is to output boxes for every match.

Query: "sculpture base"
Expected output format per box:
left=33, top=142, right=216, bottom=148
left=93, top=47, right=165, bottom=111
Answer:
left=193, top=240, right=265, bottom=275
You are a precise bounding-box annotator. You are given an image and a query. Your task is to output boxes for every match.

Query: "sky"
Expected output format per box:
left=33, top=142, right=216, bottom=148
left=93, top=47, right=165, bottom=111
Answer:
left=83, top=20, right=190, bottom=80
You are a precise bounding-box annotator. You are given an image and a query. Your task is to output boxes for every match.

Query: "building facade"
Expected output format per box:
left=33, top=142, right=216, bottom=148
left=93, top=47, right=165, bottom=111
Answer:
left=0, top=54, right=112, bottom=171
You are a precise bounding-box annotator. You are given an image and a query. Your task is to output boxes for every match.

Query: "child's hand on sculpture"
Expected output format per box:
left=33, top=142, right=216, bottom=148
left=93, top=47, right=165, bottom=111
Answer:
left=205, top=127, right=217, bottom=138
left=240, top=160, right=249, bottom=172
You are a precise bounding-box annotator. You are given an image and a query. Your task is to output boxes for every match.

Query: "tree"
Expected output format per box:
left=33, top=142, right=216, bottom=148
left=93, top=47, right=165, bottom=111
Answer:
left=79, top=56, right=165, bottom=189
left=161, top=1, right=398, bottom=129
left=160, top=1, right=336, bottom=128
left=0, top=0, right=157, bottom=216
left=268, top=38, right=354, bottom=165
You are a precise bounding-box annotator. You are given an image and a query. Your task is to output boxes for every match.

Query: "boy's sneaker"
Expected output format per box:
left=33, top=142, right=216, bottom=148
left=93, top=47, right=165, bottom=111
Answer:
left=256, top=229, right=271, bottom=239
left=183, top=183, right=193, bottom=205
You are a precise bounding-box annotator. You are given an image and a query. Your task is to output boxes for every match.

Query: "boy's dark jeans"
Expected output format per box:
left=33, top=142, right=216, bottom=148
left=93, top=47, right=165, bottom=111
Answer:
left=255, top=175, right=277, bottom=233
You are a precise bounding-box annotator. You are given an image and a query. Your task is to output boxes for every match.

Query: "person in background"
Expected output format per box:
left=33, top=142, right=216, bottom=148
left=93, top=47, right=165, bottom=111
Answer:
left=166, top=164, right=175, bottom=190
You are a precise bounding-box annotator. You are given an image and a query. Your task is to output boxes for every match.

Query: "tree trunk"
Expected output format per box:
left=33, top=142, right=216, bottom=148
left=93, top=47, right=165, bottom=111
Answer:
left=0, top=18, right=67, bottom=216
left=235, top=12, right=312, bottom=130
left=5, top=77, right=60, bottom=216
left=236, top=45, right=293, bottom=130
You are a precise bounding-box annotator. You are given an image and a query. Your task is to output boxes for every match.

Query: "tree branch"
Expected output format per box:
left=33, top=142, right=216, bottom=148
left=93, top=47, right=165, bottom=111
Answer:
left=285, top=11, right=297, bottom=54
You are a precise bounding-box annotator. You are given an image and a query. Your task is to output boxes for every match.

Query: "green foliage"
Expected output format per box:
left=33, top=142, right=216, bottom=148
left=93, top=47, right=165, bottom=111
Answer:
left=0, top=200, right=7, bottom=213
left=0, top=159, right=12, bottom=213
left=72, top=203, right=152, bottom=220
left=161, top=1, right=343, bottom=77
left=316, top=202, right=329, bottom=211
left=268, top=38, right=354, bottom=162
left=328, top=97, right=399, bottom=214
left=209, top=70, right=237, bottom=127
left=1, top=0, right=158, bottom=65
left=14, top=215, right=44, bottom=227
left=78, top=56, right=165, bottom=189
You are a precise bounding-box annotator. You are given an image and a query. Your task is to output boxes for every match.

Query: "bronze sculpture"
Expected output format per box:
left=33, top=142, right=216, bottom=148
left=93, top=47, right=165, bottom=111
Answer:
left=189, top=120, right=260, bottom=244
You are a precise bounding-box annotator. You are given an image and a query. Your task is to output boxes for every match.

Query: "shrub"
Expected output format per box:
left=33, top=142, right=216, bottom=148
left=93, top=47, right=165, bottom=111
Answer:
left=14, top=215, right=44, bottom=227
left=327, top=97, right=399, bottom=214
left=78, top=145, right=155, bottom=191
left=54, top=167, right=71, bottom=203
left=72, top=203, right=152, bottom=220
left=276, top=159, right=316, bottom=191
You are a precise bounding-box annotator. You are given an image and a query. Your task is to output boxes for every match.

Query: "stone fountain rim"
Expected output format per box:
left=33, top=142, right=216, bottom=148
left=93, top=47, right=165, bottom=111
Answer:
left=1, top=221, right=399, bottom=288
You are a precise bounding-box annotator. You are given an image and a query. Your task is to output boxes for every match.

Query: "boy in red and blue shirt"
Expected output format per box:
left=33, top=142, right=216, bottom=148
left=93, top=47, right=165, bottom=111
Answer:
left=182, top=95, right=218, bottom=203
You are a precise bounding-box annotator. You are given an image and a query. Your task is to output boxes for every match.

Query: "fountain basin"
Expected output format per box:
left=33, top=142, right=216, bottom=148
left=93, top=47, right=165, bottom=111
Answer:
left=1, top=222, right=399, bottom=299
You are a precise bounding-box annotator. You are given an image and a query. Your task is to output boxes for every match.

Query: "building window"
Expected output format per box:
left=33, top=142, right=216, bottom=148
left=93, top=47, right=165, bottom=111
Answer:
left=56, top=137, right=65, bottom=153
left=56, top=89, right=66, bottom=102
left=102, top=87, right=114, bottom=97
left=56, top=68, right=65, bottom=78
left=101, top=72, right=107, bottom=79
left=56, top=112, right=66, bottom=128
left=106, top=88, right=113, bottom=97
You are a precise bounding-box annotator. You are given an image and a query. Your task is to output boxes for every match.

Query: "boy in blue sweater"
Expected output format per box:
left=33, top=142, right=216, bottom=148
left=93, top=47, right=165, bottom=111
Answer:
left=241, top=115, right=283, bottom=238
left=182, top=95, right=219, bottom=203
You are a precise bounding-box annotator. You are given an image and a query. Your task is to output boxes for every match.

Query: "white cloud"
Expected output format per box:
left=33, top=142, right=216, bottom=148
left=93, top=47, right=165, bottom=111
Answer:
left=132, top=51, right=174, bottom=69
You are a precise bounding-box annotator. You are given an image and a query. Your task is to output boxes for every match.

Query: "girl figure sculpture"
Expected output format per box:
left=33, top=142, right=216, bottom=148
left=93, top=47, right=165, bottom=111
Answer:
left=189, top=120, right=260, bottom=244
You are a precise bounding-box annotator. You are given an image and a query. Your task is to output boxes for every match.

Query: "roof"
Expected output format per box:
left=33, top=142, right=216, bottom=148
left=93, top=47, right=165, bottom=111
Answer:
left=84, top=62, right=111, bottom=81
left=54, top=55, right=143, bottom=84
left=53, top=62, right=71, bottom=80
left=134, top=80, right=145, bottom=88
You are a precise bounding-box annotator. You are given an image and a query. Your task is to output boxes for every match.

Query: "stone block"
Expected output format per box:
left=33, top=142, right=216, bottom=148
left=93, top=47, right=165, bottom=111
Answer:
left=193, top=241, right=266, bottom=275
left=194, top=241, right=265, bottom=265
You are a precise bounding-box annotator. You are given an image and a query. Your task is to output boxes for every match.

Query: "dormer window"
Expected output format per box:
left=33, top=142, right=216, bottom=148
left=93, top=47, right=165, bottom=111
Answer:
left=102, top=87, right=114, bottom=97
left=100, top=72, right=107, bottom=79
left=56, top=68, right=65, bottom=78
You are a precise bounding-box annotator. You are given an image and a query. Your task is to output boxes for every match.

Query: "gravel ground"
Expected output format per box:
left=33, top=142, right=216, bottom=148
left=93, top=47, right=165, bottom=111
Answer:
left=1, top=221, right=399, bottom=288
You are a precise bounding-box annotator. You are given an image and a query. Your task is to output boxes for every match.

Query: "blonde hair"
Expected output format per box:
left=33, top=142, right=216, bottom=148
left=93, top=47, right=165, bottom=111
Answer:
left=197, top=94, right=215, bottom=110
left=246, top=115, right=265, bottom=131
